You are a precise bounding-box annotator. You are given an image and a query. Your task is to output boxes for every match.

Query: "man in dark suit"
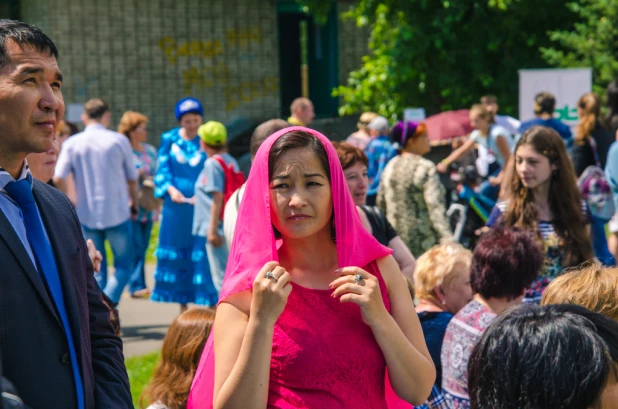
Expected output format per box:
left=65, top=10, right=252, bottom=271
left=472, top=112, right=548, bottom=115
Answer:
left=0, top=20, right=133, bottom=408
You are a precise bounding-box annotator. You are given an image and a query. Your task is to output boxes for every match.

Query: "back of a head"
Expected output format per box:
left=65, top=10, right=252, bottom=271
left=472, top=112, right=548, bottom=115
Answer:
left=542, top=262, right=618, bottom=321
left=471, top=227, right=542, bottom=300
left=250, top=119, right=289, bottom=158
left=576, top=92, right=601, bottom=144
left=469, top=303, right=618, bottom=409
left=142, top=308, right=215, bottom=409
left=367, top=116, right=390, bottom=135
left=0, top=19, right=58, bottom=67
left=480, top=95, right=498, bottom=105
left=605, top=80, right=618, bottom=130
left=290, top=97, right=310, bottom=114
left=534, top=92, right=556, bottom=116
left=389, top=121, right=425, bottom=148
left=358, top=112, right=378, bottom=131
left=84, top=98, right=110, bottom=121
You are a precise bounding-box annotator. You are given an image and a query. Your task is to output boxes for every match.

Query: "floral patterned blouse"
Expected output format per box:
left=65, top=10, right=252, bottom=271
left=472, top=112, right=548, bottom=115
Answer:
left=441, top=300, right=497, bottom=409
left=377, top=154, right=452, bottom=256
left=486, top=200, right=590, bottom=302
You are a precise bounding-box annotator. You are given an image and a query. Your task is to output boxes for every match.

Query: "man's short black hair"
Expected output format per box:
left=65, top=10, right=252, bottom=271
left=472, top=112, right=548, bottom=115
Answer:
left=0, top=19, right=58, bottom=67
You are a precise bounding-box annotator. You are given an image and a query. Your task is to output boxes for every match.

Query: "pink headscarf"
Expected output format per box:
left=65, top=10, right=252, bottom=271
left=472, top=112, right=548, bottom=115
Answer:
left=188, top=126, right=394, bottom=408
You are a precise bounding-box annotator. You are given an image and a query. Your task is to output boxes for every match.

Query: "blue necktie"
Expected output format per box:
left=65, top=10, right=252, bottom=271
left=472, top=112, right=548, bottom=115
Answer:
left=5, top=179, right=85, bottom=409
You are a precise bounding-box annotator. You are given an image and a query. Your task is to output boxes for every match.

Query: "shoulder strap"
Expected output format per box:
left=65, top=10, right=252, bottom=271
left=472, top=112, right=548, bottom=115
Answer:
left=589, top=137, right=601, bottom=167
left=211, top=154, right=227, bottom=170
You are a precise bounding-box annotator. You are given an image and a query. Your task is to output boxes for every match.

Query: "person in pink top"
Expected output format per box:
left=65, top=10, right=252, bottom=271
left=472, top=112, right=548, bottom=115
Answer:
left=188, top=127, right=435, bottom=409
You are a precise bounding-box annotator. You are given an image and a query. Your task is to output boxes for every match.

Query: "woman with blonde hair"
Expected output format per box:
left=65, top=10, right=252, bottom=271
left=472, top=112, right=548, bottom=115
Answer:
left=436, top=104, right=512, bottom=200
left=142, top=308, right=216, bottom=409
left=118, top=111, right=158, bottom=298
left=346, top=111, right=378, bottom=150
left=414, top=243, right=473, bottom=409
left=541, top=262, right=618, bottom=321
left=571, top=92, right=614, bottom=177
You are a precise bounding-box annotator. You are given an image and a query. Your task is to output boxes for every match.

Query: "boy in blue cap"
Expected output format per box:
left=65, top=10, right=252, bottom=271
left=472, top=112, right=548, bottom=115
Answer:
left=193, top=121, right=244, bottom=292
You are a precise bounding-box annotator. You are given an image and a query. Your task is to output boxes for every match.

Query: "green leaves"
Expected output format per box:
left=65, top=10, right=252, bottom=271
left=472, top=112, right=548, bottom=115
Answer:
left=302, top=0, right=617, bottom=118
left=542, top=0, right=618, bottom=96
left=329, top=0, right=577, bottom=118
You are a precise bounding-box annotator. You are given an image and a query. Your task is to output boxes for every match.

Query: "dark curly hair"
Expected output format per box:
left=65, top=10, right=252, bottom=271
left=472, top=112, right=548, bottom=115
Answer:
left=471, top=227, right=542, bottom=300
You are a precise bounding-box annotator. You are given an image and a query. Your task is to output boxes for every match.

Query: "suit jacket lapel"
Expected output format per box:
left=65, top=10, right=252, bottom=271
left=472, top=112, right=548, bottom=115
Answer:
left=33, top=183, right=83, bottom=349
left=0, top=203, right=60, bottom=322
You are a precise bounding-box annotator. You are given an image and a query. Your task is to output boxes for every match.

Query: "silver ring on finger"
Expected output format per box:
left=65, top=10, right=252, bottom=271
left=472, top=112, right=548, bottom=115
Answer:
left=354, top=274, right=363, bottom=284
left=265, top=271, right=279, bottom=282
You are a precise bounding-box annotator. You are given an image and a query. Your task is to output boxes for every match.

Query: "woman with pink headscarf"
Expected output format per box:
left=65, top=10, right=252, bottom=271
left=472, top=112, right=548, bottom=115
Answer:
left=188, top=127, right=435, bottom=409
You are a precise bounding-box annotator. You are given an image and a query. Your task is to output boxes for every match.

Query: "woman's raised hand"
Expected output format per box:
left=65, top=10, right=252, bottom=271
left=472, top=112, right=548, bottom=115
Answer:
left=330, top=267, right=389, bottom=327
left=250, top=261, right=292, bottom=326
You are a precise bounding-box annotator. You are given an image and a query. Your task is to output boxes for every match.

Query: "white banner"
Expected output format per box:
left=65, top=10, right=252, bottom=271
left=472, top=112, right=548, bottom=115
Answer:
left=403, top=108, right=426, bottom=122
left=518, top=68, right=592, bottom=129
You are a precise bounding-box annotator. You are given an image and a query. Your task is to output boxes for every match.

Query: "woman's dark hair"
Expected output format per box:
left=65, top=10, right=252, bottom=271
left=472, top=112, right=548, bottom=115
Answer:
left=471, top=227, right=541, bottom=300
left=389, top=121, right=427, bottom=149
left=332, top=141, right=368, bottom=170
left=469, top=303, right=618, bottom=409
left=604, top=80, right=618, bottom=132
left=533, top=92, right=556, bottom=115
left=268, top=130, right=330, bottom=181
left=504, top=126, right=593, bottom=266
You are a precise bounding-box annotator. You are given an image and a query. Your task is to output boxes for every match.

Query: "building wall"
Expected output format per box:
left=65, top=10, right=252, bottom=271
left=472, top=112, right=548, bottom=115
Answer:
left=338, top=2, right=369, bottom=88
left=21, top=0, right=367, bottom=144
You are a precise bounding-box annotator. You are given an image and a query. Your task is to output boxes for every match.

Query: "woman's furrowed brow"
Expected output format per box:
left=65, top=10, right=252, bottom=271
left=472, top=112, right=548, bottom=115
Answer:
left=273, top=173, right=325, bottom=180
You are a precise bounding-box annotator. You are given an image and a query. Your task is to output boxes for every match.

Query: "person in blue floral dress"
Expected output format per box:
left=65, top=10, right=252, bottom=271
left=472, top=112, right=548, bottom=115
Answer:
left=152, top=98, right=218, bottom=311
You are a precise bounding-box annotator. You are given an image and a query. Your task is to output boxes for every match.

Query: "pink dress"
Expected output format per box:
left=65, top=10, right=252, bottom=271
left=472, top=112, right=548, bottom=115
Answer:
left=268, top=262, right=389, bottom=409
left=187, top=126, right=409, bottom=409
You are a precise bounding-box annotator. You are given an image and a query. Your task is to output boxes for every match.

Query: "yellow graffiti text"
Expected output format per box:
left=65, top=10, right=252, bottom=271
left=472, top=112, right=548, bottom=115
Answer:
left=224, top=77, right=278, bottom=112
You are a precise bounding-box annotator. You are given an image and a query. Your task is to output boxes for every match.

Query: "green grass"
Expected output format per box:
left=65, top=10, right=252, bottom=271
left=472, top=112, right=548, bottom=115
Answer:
left=104, top=221, right=160, bottom=265
left=126, top=350, right=161, bottom=408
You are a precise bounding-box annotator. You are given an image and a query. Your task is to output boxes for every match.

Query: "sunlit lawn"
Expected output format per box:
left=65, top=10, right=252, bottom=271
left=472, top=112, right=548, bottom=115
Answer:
left=126, top=350, right=161, bottom=409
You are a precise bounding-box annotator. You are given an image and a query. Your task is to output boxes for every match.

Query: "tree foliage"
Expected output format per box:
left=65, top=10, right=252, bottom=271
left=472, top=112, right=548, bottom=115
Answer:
left=304, top=0, right=577, bottom=119
left=541, top=0, right=618, bottom=97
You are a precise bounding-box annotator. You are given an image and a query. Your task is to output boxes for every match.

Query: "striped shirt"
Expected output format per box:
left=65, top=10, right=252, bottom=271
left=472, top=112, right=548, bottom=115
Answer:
left=487, top=200, right=590, bottom=302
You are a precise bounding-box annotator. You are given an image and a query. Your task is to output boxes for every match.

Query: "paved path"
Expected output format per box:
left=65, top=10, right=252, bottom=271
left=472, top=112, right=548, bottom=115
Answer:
left=118, top=263, right=179, bottom=358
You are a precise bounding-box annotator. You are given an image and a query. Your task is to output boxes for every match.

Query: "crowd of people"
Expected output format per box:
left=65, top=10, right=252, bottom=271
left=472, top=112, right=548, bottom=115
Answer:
left=1, top=19, right=618, bottom=409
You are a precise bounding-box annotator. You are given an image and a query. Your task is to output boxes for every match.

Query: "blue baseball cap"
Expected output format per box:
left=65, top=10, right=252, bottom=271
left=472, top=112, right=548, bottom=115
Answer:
left=175, top=98, right=204, bottom=121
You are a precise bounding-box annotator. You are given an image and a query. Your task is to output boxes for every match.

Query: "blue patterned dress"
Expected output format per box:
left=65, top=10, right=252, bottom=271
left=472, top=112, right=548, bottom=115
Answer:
left=151, top=128, right=218, bottom=305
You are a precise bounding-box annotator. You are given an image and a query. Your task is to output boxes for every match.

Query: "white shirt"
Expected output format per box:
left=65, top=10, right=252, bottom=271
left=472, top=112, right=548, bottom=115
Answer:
left=223, top=184, right=245, bottom=249
left=495, top=114, right=520, bottom=137
left=55, top=123, right=138, bottom=229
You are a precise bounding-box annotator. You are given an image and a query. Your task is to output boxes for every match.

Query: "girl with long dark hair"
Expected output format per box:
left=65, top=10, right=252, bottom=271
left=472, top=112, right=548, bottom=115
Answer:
left=487, top=126, right=593, bottom=302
